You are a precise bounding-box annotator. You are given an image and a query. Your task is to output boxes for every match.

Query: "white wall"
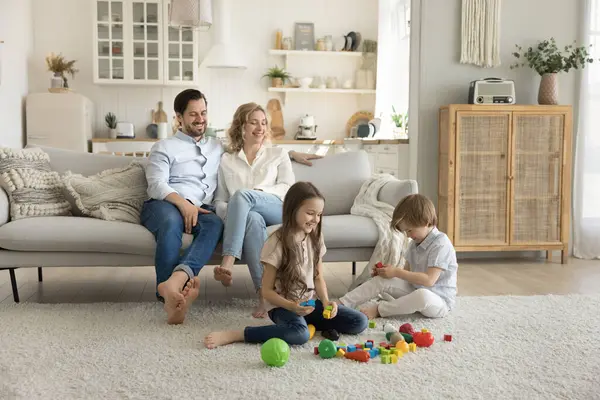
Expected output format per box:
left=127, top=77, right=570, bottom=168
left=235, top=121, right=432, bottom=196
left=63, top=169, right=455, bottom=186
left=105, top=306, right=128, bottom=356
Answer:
left=29, top=0, right=378, bottom=140
left=415, top=0, right=582, bottom=201
left=0, top=0, right=33, bottom=149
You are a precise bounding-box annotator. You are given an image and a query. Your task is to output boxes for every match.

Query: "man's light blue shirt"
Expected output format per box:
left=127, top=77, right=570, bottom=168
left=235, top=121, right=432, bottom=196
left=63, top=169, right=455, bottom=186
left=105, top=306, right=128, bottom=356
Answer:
left=145, top=131, right=224, bottom=206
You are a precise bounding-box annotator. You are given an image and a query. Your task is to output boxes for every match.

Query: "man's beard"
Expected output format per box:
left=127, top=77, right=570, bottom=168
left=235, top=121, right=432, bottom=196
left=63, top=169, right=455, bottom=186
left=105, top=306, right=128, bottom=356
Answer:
left=183, top=121, right=205, bottom=137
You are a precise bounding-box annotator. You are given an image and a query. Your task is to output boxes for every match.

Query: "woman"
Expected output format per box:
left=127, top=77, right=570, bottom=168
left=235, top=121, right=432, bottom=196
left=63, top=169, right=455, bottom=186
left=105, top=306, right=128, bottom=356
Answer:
left=213, top=102, right=295, bottom=318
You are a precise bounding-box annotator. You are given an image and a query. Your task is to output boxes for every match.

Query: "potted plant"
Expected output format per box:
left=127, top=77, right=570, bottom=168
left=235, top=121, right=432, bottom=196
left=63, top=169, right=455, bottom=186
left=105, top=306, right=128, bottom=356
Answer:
left=262, top=65, right=291, bottom=88
left=510, top=38, right=596, bottom=105
left=391, top=106, right=408, bottom=137
left=45, top=52, right=78, bottom=90
left=105, top=112, right=118, bottom=139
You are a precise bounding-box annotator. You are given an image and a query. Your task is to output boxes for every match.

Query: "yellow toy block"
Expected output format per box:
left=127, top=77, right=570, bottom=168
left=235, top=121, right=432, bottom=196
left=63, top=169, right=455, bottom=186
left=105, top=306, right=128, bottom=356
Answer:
left=421, top=328, right=429, bottom=333
left=390, top=354, right=398, bottom=364
left=323, top=310, right=331, bottom=319
left=408, top=343, right=417, bottom=352
left=308, top=324, right=316, bottom=340
left=336, top=349, right=346, bottom=357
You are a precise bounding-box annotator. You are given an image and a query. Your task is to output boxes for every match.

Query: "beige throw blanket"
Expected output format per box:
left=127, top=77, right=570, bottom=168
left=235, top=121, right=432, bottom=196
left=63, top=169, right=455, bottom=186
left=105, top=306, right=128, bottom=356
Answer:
left=349, top=174, right=410, bottom=290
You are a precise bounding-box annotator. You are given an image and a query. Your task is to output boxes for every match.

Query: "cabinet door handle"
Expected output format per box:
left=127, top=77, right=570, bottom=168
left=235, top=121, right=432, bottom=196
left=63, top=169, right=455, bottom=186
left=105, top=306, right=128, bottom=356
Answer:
left=27, top=135, right=47, bottom=139
left=500, top=153, right=505, bottom=159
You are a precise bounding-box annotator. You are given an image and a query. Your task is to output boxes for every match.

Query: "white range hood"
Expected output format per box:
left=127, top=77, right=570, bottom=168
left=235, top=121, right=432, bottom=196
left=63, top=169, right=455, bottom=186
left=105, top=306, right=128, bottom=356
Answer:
left=200, top=0, right=246, bottom=69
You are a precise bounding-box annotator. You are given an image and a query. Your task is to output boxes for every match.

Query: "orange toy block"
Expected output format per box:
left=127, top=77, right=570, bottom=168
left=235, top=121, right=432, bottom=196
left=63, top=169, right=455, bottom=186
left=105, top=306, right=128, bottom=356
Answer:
left=344, top=350, right=370, bottom=363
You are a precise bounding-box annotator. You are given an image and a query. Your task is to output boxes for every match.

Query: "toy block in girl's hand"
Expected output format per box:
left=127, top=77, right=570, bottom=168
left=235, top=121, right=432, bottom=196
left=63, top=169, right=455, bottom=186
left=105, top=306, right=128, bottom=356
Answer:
left=300, top=299, right=316, bottom=307
left=376, top=262, right=384, bottom=268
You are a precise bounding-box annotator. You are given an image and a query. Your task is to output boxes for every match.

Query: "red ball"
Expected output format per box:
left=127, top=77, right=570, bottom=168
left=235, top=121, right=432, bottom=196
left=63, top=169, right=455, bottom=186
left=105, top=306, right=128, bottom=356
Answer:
left=399, top=323, right=415, bottom=335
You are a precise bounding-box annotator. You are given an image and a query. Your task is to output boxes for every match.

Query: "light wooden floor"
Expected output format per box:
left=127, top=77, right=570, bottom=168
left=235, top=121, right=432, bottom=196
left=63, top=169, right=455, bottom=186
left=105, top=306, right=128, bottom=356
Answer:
left=1, top=256, right=600, bottom=304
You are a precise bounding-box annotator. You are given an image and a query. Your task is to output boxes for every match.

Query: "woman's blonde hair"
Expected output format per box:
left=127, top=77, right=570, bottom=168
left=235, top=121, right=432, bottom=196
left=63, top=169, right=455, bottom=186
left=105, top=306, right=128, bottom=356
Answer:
left=391, top=194, right=438, bottom=231
left=226, top=102, right=271, bottom=153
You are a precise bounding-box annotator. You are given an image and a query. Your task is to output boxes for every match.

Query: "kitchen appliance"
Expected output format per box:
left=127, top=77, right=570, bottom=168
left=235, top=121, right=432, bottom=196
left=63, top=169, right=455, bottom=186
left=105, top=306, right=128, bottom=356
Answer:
left=25, top=92, right=94, bottom=152
left=468, top=77, right=516, bottom=104
left=116, top=122, right=135, bottom=138
left=295, top=114, right=318, bottom=140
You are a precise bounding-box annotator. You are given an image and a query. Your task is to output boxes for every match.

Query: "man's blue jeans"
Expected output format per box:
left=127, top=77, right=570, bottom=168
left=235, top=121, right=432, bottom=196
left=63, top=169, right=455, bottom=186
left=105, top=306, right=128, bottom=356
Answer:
left=221, top=189, right=283, bottom=291
left=141, top=199, right=224, bottom=293
left=243, top=300, right=369, bottom=344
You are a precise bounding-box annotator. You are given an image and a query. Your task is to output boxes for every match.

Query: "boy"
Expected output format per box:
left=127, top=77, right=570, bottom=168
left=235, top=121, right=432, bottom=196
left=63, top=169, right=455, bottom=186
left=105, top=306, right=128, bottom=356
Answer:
left=339, top=194, right=457, bottom=319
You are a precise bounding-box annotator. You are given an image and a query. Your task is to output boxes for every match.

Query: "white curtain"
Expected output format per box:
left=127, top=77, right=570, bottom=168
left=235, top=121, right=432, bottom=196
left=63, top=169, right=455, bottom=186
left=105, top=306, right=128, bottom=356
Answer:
left=573, top=0, right=600, bottom=258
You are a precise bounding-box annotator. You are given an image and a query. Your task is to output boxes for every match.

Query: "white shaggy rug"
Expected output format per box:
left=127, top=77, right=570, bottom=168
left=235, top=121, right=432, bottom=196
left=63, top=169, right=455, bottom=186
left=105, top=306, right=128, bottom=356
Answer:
left=1, top=294, right=600, bottom=399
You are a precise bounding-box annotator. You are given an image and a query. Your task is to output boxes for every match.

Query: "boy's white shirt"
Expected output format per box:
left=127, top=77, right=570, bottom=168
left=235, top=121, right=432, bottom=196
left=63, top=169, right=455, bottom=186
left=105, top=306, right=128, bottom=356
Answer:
left=214, top=145, right=295, bottom=219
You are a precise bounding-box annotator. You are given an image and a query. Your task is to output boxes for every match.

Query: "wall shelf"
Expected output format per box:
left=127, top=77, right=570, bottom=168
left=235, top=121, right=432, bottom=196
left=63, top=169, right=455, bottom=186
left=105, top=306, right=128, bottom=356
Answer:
left=268, top=86, right=375, bottom=104
left=268, top=49, right=364, bottom=57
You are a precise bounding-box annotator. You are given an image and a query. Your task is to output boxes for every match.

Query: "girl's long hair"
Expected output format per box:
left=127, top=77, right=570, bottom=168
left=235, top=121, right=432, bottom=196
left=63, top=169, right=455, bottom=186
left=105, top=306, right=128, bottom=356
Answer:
left=272, top=181, right=324, bottom=301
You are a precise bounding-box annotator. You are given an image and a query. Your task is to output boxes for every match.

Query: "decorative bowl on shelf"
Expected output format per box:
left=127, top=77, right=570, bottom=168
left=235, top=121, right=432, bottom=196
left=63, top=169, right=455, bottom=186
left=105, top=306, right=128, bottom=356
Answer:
left=299, top=77, right=313, bottom=89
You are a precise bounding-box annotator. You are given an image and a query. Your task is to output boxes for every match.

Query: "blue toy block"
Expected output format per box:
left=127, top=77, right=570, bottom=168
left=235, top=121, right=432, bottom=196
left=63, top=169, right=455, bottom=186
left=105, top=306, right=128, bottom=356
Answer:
left=300, top=299, right=316, bottom=307
left=369, top=349, right=379, bottom=358
left=365, top=342, right=373, bottom=349
left=337, top=345, right=347, bottom=351
left=347, top=345, right=356, bottom=353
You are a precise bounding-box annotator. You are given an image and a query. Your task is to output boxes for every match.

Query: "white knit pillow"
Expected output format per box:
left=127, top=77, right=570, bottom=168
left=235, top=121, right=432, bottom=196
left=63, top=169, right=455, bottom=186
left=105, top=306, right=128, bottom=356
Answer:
left=62, top=161, right=149, bottom=224
left=0, top=147, right=71, bottom=220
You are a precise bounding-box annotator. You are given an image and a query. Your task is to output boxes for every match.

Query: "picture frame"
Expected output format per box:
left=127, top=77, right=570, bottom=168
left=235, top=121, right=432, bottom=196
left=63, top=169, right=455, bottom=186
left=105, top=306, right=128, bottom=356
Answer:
left=294, top=23, right=314, bottom=51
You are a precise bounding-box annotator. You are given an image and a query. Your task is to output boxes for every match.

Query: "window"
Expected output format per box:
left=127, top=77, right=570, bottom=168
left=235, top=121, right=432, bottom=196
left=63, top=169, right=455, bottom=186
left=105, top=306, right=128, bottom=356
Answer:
left=374, top=0, right=411, bottom=138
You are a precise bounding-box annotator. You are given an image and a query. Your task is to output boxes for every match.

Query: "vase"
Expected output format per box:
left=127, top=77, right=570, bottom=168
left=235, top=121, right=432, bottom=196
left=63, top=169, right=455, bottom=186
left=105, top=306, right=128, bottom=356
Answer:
left=538, top=73, right=559, bottom=105
left=271, top=77, right=283, bottom=87
left=109, top=128, right=117, bottom=139
left=50, top=73, right=63, bottom=89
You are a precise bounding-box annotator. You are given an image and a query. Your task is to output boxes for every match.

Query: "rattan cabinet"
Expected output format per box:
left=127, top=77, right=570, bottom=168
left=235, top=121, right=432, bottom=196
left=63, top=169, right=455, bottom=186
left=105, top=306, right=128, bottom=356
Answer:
left=438, top=105, right=572, bottom=263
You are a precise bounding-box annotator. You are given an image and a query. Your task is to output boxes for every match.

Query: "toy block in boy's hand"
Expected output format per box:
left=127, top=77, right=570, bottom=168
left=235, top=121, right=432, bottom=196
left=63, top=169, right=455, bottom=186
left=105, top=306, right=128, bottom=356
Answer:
left=323, top=310, right=331, bottom=319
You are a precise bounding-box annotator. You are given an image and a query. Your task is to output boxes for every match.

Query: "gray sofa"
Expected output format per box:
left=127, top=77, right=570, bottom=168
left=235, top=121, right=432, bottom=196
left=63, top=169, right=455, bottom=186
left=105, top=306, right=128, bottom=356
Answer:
left=0, top=146, right=418, bottom=302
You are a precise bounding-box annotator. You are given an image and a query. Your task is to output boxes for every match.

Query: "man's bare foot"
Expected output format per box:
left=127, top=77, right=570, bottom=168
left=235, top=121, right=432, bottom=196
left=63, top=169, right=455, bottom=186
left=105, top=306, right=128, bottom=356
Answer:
left=213, top=266, right=233, bottom=287
left=360, top=304, right=380, bottom=320
left=157, top=271, right=189, bottom=325
left=204, top=330, right=245, bottom=349
left=184, top=276, right=201, bottom=303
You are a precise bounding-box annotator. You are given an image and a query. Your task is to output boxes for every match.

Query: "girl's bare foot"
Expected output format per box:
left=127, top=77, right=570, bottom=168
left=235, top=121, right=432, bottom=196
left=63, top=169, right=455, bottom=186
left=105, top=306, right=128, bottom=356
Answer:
left=157, top=271, right=189, bottom=325
left=252, top=290, right=267, bottom=318
left=204, top=330, right=244, bottom=349
left=213, top=266, right=233, bottom=287
left=360, top=304, right=380, bottom=320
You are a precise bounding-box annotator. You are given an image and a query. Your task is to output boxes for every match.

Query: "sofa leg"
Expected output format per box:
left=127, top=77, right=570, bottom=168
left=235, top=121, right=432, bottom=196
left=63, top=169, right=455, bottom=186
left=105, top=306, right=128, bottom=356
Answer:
left=38, top=267, right=43, bottom=282
left=352, top=261, right=356, bottom=276
left=9, top=269, right=19, bottom=303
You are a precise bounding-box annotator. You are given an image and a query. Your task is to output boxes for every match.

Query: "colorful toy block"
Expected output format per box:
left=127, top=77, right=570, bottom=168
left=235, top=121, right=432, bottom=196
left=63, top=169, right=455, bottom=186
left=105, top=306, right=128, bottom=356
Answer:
left=368, top=320, right=376, bottom=328
left=337, top=345, right=347, bottom=351
left=444, top=334, right=453, bottom=342
left=347, top=345, right=356, bottom=353
left=390, top=354, right=398, bottom=364
left=345, top=350, right=370, bottom=363
left=396, top=341, right=409, bottom=354
left=408, top=343, right=417, bottom=352
left=368, top=349, right=378, bottom=358
left=421, top=328, right=429, bottom=333
left=381, top=355, right=391, bottom=364
left=355, top=344, right=363, bottom=349
left=381, top=349, right=390, bottom=356
left=323, top=310, right=331, bottom=319
left=314, top=346, right=319, bottom=355
left=338, top=342, right=347, bottom=347
left=336, top=349, right=346, bottom=357
left=365, top=342, right=373, bottom=349
left=379, top=341, right=388, bottom=347
left=300, top=299, right=316, bottom=307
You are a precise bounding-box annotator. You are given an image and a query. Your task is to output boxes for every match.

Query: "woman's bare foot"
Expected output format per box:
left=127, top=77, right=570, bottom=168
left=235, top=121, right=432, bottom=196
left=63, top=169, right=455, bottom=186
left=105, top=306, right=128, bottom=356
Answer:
left=213, top=266, right=233, bottom=287
left=360, top=304, right=380, bottom=320
left=157, top=271, right=189, bottom=325
left=204, top=330, right=245, bottom=349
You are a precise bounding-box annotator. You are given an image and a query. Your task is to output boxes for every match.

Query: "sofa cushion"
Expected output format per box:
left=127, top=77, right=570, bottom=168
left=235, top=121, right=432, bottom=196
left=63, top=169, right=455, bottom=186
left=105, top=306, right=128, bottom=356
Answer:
left=291, top=150, right=372, bottom=216
left=63, top=161, right=148, bottom=224
left=0, top=214, right=378, bottom=255
left=0, top=147, right=71, bottom=220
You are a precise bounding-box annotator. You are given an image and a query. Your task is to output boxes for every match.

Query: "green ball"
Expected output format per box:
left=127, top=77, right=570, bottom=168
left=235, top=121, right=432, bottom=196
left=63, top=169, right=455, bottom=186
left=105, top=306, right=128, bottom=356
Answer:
left=318, top=339, right=337, bottom=359
left=261, top=338, right=290, bottom=367
left=401, top=332, right=413, bottom=343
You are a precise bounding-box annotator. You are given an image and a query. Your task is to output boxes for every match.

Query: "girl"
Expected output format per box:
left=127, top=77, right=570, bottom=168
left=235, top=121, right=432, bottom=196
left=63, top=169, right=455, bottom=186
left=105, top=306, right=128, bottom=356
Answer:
left=204, top=182, right=368, bottom=348
left=213, top=102, right=295, bottom=318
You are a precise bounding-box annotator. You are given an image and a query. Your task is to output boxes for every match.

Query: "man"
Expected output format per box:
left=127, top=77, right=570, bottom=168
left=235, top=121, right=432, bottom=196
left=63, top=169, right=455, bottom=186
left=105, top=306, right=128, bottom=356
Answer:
left=141, top=89, right=322, bottom=324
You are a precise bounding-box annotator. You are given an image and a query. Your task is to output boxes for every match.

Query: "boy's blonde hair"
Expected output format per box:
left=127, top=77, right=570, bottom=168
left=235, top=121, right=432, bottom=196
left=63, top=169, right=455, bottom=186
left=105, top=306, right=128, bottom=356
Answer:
left=391, top=194, right=438, bottom=231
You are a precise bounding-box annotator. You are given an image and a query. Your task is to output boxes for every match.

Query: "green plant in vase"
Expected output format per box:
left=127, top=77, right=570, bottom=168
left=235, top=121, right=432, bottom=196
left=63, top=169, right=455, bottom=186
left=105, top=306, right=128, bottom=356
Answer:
left=105, top=112, right=118, bottom=139
left=510, top=38, right=596, bottom=104
left=262, top=65, right=291, bottom=88
left=391, top=106, right=408, bottom=136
